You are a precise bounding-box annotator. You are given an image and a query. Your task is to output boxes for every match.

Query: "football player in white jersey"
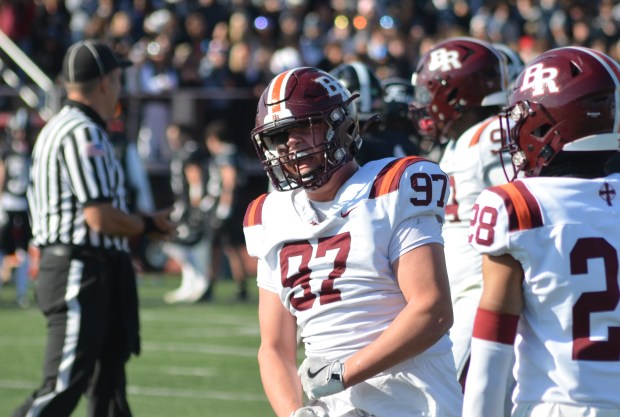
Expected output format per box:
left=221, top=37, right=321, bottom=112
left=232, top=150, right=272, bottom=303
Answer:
left=464, top=46, right=620, bottom=417
left=244, top=67, right=463, bottom=417
left=411, top=37, right=515, bottom=390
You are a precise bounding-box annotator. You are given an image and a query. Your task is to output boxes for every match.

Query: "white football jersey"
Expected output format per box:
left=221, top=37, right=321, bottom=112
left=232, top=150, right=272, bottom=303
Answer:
left=469, top=175, right=620, bottom=408
left=440, top=115, right=511, bottom=294
left=244, top=156, right=453, bottom=361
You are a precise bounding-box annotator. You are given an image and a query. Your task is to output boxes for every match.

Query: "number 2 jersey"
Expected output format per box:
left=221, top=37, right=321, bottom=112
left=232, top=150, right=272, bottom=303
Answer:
left=469, top=175, right=620, bottom=408
left=243, top=156, right=452, bottom=361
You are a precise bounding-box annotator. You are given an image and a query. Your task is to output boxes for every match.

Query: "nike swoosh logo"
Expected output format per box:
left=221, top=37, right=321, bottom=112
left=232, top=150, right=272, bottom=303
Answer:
left=307, top=364, right=329, bottom=378
left=340, top=207, right=357, bottom=218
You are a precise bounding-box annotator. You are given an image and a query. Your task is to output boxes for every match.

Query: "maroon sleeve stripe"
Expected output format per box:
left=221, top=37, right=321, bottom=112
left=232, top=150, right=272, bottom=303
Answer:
left=512, top=180, right=543, bottom=228
left=472, top=308, right=519, bottom=345
left=369, top=156, right=425, bottom=199
left=489, top=181, right=543, bottom=231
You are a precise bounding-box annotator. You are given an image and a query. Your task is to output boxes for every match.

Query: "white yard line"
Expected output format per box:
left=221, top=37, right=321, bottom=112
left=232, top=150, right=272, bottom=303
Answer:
left=0, top=338, right=258, bottom=358
left=140, top=312, right=258, bottom=326
left=0, top=380, right=265, bottom=402
left=142, top=341, right=257, bottom=357
left=160, top=366, right=217, bottom=377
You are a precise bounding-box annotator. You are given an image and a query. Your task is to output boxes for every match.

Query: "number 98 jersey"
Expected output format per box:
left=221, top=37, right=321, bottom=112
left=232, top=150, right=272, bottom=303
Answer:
left=244, top=156, right=451, bottom=360
left=469, top=175, right=620, bottom=408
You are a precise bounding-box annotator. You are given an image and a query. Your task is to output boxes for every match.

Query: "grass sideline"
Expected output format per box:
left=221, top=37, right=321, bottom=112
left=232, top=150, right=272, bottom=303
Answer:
left=0, top=273, right=275, bottom=417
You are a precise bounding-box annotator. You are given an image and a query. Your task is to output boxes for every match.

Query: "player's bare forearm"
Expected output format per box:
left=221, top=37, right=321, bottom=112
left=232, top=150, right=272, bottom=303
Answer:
left=258, top=345, right=303, bottom=417
left=343, top=243, right=453, bottom=387
left=479, top=254, right=524, bottom=315
left=343, top=293, right=452, bottom=387
left=258, top=287, right=303, bottom=416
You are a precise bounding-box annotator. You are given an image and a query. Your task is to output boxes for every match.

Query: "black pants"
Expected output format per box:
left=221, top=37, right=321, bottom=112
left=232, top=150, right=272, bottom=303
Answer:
left=12, top=246, right=140, bottom=417
left=0, top=210, right=32, bottom=253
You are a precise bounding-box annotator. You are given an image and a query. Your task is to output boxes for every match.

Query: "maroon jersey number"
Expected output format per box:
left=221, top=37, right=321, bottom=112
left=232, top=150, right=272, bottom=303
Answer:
left=571, top=237, right=620, bottom=361
left=280, top=232, right=350, bottom=311
left=410, top=172, right=447, bottom=208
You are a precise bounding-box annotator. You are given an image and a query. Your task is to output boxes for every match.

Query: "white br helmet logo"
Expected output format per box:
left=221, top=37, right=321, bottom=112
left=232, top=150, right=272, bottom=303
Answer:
left=315, top=75, right=350, bottom=101
left=520, top=63, right=559, bottom=96
left=428, top=48, right=462, bottom=72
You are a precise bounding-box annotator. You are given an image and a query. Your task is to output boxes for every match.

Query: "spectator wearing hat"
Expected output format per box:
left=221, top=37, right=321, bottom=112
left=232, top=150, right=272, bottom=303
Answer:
left=11, top=40, right=176, bottom=417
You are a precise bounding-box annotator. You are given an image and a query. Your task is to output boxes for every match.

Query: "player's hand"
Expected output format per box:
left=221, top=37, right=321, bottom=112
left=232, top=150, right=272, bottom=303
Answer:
left=290, top=406, right=328, bottom=417
left=298, top=357, right=345, bottom=400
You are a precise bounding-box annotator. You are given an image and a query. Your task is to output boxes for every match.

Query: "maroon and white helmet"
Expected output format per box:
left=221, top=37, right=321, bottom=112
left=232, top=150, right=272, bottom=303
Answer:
left=411, top=37, right=509, bottom=140
left=251, top=67, right=361, bottom=191
left=501, top=46, right=620, bottom=177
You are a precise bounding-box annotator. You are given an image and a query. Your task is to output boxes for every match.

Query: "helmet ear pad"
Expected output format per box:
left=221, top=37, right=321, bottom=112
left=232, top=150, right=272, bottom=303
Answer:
left=318, top=95, right=361, bottom=169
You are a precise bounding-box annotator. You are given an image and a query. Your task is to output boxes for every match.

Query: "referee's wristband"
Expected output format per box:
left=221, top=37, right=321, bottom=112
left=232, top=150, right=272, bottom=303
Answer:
left=140, top=215, right=159, bottom=235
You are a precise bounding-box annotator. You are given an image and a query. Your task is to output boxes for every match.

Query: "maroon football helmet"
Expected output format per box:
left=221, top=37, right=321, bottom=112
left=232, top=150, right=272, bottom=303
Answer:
left=501, top=46, right=620, bottom=177
left=411, top=37, right=509, bottom=141
left=251, top=67, right=361, bottom=191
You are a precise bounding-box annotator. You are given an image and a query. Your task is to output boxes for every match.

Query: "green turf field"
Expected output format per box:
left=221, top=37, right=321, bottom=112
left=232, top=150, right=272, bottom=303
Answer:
left=0, top=273, right=276, bottom=417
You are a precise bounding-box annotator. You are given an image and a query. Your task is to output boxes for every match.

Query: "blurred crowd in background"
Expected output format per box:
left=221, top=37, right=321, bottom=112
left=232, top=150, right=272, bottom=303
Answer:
left=4, top=0, right=620, bottom=84
left=3, top=0, right=620, bottom=85
left=2, top=0, right=620, bottom=162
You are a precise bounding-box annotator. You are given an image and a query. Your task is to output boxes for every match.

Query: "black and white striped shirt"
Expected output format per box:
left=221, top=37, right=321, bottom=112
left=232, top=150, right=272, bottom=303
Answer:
left=28, top=101, right=130, bottom=252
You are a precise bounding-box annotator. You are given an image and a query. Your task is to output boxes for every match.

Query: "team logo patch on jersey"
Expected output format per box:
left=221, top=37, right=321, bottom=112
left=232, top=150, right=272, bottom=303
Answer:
left=428, top=48, right=462, bottom=72
left=599, top=182, right=616, bottom=206
left=520, top=63, right=559, bottom=96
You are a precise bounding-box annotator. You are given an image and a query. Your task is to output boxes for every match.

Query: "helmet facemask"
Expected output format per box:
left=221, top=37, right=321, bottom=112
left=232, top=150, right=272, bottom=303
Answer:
left=500, top=100, right=561, bottom=179
left=409, top=74, right=440, bottom=141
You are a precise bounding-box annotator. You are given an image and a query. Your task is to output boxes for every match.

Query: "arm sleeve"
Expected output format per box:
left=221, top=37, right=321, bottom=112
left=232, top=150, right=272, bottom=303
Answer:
left=462, top=338, right=515, bottom=417
left=463, top=308, right=519, bottom=417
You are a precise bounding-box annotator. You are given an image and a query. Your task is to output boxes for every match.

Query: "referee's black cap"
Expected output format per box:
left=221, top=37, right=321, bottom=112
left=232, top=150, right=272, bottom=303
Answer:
left=62, top=40, right=132, bottom=83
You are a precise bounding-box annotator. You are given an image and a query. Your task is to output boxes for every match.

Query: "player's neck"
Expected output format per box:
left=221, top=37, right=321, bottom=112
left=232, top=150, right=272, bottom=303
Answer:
left=306, top=161, right=359, bottom=202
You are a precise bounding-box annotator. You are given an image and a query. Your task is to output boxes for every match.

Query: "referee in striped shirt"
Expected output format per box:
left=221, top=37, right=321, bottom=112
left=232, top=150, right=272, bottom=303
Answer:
left=12, top=41, right=176, bottom=417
